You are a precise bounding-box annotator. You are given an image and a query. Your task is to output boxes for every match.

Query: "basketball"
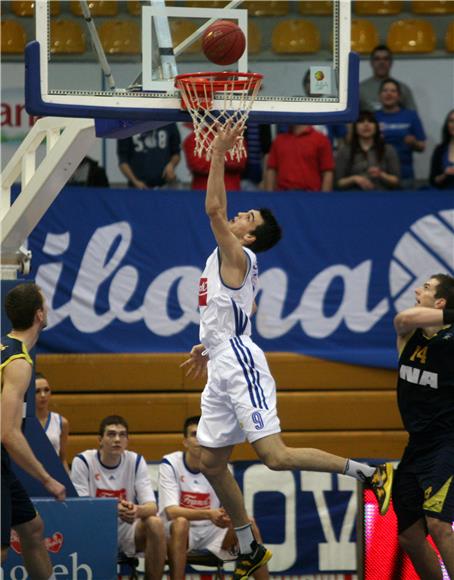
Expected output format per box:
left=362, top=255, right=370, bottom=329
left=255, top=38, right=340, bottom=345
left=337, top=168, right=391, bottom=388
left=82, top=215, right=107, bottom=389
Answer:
left=202, top=20, right=246, bottom=66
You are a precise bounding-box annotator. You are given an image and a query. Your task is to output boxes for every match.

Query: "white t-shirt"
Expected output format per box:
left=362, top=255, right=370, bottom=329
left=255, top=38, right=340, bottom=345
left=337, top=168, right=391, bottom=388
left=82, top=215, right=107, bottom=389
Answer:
left=199, top=247, right=258, bottom=350
left=71, top=449, right=156, bottom=548
left=44, top=412, right=62, bottom=454
left=159, top=451, right=221, bottom=527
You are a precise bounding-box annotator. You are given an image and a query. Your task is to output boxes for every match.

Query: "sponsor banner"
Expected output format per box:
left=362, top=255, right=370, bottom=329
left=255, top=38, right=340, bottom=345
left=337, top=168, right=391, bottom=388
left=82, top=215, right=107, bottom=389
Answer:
left=2, top=497, right=117, bottom=579
left=26, top=187, right=454, bottom=368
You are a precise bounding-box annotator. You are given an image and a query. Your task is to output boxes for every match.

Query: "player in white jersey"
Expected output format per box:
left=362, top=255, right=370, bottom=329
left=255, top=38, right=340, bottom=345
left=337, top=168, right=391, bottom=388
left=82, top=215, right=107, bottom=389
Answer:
left=35, top=373, right=69, bottom=473
left=182, top=125, right=394, bottom=580
left=71, top=415, right=166, bottom=580
left=159, top=416, right=269, bottom=579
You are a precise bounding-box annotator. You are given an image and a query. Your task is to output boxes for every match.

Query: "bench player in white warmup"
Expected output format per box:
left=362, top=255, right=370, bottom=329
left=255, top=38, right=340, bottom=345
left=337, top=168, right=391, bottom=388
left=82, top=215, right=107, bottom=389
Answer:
left=159, top=415, right=269, bottom=579
left=182, top=124, right=394, bottom=580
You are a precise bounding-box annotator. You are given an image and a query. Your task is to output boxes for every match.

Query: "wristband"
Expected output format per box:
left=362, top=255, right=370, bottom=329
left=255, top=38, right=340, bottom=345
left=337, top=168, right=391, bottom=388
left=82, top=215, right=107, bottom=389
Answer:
left=443, top=309, right=454, bottom=325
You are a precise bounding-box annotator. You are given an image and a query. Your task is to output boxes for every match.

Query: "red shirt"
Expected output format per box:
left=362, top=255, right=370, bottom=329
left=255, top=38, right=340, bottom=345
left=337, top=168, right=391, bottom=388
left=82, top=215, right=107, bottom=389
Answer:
left=267, top=127, right=334, bottom=191
left=183, top=131, right=247, bottom=191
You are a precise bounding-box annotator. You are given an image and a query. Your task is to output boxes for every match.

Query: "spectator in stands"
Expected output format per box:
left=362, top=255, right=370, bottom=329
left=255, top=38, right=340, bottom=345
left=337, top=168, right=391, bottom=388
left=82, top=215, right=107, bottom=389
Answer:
left=159, top=415, right=269, bottom=579
left=335, top=111, right=400, bottom=191
left=117, top=125, right=181, bottom=189
left=375, top=79, right=426, bottom=189
left=68, top=156, right=109, bottom=187
left=265, top=125, right=334, bottom=191
left=35, top=372, right=70, bottom=473
left=360, top=45, right=417, bottom=113
left=241, top=123, right=272, bottom=190
left=183, top=129, right=247, bottom=190
left=429, top=109, right=454, bottom=190
left=71, top=415, right=166, bottom=580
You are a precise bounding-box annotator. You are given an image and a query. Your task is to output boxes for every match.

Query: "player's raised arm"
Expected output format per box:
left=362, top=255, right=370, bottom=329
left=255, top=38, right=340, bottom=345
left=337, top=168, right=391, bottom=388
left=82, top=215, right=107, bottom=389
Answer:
left=394, top=306, right=444, bottom=336
left=205, top=125, right=248, bottom=273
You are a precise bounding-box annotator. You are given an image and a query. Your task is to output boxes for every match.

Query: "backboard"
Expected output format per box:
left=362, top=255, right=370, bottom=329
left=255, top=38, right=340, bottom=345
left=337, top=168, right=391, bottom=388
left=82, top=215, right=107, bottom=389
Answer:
left=27, top=0, right=358, bottom=124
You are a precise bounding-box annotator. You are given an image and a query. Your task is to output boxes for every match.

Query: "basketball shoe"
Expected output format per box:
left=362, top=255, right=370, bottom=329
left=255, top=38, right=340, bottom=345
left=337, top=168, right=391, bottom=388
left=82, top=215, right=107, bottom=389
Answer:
left=368, top=463, right=394, bottom=515
left=232, top=542, right=272, bottom=580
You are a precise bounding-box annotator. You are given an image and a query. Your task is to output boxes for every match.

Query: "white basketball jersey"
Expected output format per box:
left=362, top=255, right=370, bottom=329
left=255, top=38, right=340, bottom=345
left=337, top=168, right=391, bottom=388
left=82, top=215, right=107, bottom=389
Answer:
left=198, top=247, right=258, bottom=350
left=159, top=451, right=221, bottom=527
left=71, top=449, right=156, bottom=504
left=45, top=412, right=62, bottom=454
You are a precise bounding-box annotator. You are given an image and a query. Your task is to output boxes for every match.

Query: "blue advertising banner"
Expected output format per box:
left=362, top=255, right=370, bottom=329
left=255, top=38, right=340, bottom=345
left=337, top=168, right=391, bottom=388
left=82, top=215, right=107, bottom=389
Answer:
left=26, top=187, right=453, bottom=368
left=1, top=498, right=117, bottom=580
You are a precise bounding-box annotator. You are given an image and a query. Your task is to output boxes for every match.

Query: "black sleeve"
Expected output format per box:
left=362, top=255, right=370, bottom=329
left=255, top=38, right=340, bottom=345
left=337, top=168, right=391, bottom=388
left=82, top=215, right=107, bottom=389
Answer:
left=259, top=124, right=272, bottom=154
left=429, top=144, right=444, bottom=187
left=117, top=137, right=133, bottom=165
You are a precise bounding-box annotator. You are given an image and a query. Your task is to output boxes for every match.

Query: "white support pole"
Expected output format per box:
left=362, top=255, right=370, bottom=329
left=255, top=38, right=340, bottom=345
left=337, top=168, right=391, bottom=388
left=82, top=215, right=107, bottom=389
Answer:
left=0, top=117, right=96, bottom=273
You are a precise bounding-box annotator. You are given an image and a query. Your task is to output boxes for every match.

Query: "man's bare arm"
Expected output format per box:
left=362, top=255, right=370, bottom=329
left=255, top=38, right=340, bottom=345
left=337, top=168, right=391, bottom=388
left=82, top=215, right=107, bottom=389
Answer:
left=1, top=360, right=66, bottom=500
left=165, top=505, right=229, bottom=527
left=394, top=307, right=444, bottom=336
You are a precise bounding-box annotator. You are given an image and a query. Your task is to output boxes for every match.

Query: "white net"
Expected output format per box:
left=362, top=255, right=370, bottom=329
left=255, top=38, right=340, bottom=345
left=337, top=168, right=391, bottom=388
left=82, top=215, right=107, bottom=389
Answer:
left=175, top=72, right=263, bottom=161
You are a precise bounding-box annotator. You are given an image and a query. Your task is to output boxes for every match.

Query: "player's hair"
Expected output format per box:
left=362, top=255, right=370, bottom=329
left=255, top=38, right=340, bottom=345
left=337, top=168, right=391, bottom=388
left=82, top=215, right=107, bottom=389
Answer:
left=441, top=109, right=454, bottom=146
left=371, top=44, right=392, bottom=62
left=349, top=110, right=385, bottom=165
left=248, top=208, right=282, bottom=254
left=35, top=372, right=47, bottom=381
left=4, top=283, right=44, bottom=331
left=99, top=415, right=129, bottom=436
left=183, top=415, right=201, bottom=437
left=432, top=274, right=454, bottom=309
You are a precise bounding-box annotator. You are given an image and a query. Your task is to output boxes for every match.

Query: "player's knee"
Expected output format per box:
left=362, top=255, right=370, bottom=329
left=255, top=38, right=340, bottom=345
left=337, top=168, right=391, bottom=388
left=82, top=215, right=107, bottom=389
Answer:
left=144, top=515, right=165, bottom=540
left=258, top=448, right=290, bottom=471
left=16, top=514, right=45, bottom=547
left=199, top=459, right=226, bottom=479
left=426, top=517, right=453, bottom=543
left=171, top=517, right=190, bottom=539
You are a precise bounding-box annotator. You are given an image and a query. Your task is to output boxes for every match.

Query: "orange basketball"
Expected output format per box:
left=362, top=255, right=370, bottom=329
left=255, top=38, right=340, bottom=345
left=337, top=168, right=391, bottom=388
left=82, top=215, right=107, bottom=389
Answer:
left=202, top=20, right=246, bottom=66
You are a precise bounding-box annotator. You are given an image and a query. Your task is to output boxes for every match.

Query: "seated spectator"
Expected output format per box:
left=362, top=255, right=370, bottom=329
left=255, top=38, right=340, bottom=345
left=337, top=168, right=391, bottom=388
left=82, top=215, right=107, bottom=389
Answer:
left=71, top=415, right=166, bottom=579
left=183, top=129, right=247, bottom=190
left=335, top=111, right=400, bottom=191
left=375, top=79, right=426, bottom=189
left=35, top=372, right=70, bottom=473
left=265, top=125, right=334, bottom=191
left=360, top=45, right=417, bottom=113
left=430, top=109, right=454, bottom=190
left=117, top=124, right=181, bottom=189
left=159, top=415, right=269, bottom=579
left=68, top=156, right=109, bottom=187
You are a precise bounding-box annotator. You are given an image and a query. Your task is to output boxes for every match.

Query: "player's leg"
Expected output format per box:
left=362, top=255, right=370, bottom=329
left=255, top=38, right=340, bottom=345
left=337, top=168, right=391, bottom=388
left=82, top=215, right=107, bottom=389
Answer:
left=14, top=515, right=53, bottom=579
left=134, top=516, right=166, bottom=580
left=398, top=519, right=443, bottom=580
left=426, top=517, right=454, bottom=578
left=167, top=517, right=190, bottom=579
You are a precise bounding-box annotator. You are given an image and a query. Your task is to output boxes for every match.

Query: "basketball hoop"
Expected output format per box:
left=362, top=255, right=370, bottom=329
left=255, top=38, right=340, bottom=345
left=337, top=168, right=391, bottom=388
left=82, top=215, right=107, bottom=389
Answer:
left=175, top=71, right=263, bottom=161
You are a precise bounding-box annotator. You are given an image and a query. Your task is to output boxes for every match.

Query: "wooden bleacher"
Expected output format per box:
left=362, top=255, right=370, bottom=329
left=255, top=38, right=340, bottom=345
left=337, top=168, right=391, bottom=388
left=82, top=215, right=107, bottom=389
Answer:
left=36, top=353, right=406, bottom=463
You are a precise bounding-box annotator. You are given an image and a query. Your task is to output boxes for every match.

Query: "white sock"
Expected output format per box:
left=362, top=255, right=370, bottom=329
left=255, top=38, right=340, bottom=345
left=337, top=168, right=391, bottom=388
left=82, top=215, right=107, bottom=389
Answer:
left=234, top=523, right=255, bottom=554
left=343, top=459, right=375, bottom=481
left=48, top=575, right=57, bottom=580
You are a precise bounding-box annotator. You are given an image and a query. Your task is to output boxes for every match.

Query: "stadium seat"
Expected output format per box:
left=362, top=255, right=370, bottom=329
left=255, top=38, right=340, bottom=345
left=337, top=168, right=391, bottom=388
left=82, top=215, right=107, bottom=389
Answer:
left=99, top=20, right=141, bottom=54
left=248, top=20, right=261, bottom=54
left=351, top=19, right=380, bottom=53
left=170, top=20, right=201, bottom=53
left=272, top=19, right=321, bottom=53
left=243, top=1, right=289, bottom=16
left=354, top=1, right=403, bottom=15
left=387, top=19, right=436, bottom=53
left=70, top=1, right=118, bottom=17
left=299, top=1, right=333, bottom=15
left=411, top=1, right=454, bottom=14
left=50, top=20, right=86, bottom=54
left=1, top=20, right=27, bottom=54
left=446, top=21, right=454, bottom=51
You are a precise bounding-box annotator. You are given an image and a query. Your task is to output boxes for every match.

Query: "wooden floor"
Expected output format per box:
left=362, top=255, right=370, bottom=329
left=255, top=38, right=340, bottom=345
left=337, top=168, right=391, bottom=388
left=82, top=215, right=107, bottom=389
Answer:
left=36, top=352, right=405, bottom=462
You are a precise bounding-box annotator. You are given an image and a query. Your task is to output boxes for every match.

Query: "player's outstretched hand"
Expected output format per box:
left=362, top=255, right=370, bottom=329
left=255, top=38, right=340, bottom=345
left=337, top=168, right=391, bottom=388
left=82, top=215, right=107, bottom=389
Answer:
left=44, top=476, right=66, bottom=501
left=180, top=343, right=208, bottom=378
left=211, top=123, right=243, bottom=156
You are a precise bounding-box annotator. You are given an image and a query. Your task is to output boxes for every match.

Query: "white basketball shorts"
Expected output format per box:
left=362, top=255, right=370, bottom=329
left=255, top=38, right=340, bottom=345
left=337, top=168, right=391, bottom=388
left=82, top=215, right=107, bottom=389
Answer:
left=165, top=521, right=235, bottom=561
left=197, top=335, right=281, bottom=448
